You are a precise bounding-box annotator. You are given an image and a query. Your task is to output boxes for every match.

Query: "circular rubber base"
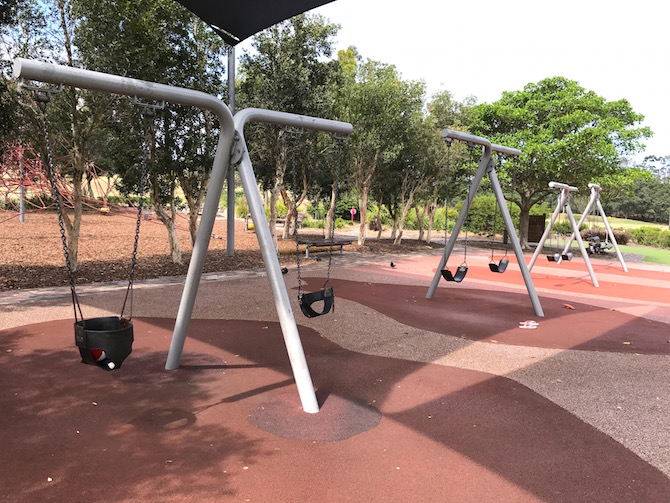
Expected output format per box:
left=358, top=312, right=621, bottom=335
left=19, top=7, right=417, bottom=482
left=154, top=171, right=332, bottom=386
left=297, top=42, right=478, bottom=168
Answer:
left=248, top=390, right=381, bottom=441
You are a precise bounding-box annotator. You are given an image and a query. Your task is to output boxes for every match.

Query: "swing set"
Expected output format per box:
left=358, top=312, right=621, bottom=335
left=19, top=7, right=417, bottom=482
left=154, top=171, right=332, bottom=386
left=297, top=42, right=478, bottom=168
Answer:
left=15, top=58, right=352, bottom=414
left=561, top=183, right=628, bottom=272
left=527, top=182, right=600, bottom=287
left=427, top=130, right=544, bottom=318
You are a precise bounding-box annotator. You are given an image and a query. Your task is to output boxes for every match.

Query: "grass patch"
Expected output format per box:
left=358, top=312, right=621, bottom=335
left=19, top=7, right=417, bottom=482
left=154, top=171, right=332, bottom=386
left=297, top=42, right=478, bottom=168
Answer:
left=618, top=245, right=670, bottom=265
left=568, top=214, right=668, bottom=231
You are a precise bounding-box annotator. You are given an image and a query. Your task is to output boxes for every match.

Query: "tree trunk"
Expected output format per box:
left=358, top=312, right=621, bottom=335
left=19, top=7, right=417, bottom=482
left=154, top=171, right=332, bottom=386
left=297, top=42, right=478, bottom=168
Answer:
left=66, top=153, right=84, bottom=271
left=414, top=199, right=425, bottom=242
left=394, top=191, right=414, bottom=245
left=354, top=151, right=379, bottom=246
left=270, top=136, right=288, bottom=250
left=151, top=178, right=182, bottom=264
left=375, top=195, right=383, bottom=240
left=179, top=173, right=209, bottom=246
left=325, top=179, right=336, bottom=238
left=389, top=203, right=398, bottom=241
left=425, top=194, right=438, bottom=244
left=281, top=170, right=307, bottom=238
left=281, top=184, right=295, bottom=240
left=518, top=195, right=533, bottom=250
left=57, top=0, right=85, bottom=271
left=357, top=185, right=369, bottom=245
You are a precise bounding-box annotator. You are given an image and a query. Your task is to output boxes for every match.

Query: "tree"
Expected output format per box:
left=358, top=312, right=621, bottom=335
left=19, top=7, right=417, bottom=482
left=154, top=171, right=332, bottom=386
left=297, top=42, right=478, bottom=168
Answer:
left=72, top=0, right=227, bottom=263
left=387, top=111, right=444, bottom=245
left=470, top=76, right=652, bottom=248
left=6, top=0, right=94, bottom=270
left=239, top=14, right=340, bottom=249
left=423, top=90, right=475, bottom=242
left=344, top=59, right=422, bottom=245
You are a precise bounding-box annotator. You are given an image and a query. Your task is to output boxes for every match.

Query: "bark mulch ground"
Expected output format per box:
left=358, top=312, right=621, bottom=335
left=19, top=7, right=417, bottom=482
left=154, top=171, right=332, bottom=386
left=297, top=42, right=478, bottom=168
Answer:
left=0, top=210, right=441, bottom=291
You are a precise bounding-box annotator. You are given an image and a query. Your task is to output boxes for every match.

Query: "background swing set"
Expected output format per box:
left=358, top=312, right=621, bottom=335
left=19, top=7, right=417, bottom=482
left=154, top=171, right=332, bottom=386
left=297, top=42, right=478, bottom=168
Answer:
left=527, top=182, right=600, bottom=287
left=426, top=130, right=545, bottom=318
left=561, top=183, right=628, bottom=272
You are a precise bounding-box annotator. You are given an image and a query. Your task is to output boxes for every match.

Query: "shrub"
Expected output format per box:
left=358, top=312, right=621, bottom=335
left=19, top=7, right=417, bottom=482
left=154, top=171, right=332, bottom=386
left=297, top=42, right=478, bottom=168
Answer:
left=301, top=219, right=324, bottom=229
left=553, top=220, right=586, bottom=236
left=454, top=194, right=520, bottom=235
left=235, top=198, right=248, bottom=218
left=631, top=226, right=670, bottom=248
left=530, top=203, right=552, bottom=216
left=334, top=217, right=346, bottom=229
left=433, top=207, right=460, bottom=232
left=26, top=193, right=53, bottom=208
left=581, top=227, right=631, bottom=245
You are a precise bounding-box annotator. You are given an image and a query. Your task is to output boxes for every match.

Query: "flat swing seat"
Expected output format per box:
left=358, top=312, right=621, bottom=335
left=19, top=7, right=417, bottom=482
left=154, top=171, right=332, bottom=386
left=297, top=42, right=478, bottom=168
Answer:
left=546, top=253, right=561, bottom=262
left=441, top=265, right=468, bottom=283
left=299, top=287, right=334, bottom=318
left=74, top=316, right=134, bottom=370
left=561, top=252, right=573, bottom=261
left=489, top=257, right=509, bottom=273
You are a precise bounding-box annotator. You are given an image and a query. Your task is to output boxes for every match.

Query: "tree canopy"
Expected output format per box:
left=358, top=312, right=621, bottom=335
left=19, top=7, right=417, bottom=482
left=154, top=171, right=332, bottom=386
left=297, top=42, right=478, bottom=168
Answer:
left=469, top=76, right=652, bottom=246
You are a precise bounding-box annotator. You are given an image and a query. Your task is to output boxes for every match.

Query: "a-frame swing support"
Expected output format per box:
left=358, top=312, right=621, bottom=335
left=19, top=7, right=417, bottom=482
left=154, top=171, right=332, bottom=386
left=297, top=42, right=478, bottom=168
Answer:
left=14, top=58, right=353, bottom=415
left=558, top=183, right=628, bottom=272
left=426, top=130, right=544, bottom=318
left=527, top=182, right=599, bottom=287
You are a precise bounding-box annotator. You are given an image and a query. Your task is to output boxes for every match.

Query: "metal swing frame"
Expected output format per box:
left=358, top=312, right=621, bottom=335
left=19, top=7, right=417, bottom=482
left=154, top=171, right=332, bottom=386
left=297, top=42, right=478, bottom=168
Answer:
left=558, top=183, right=628, bottom=272
left=426, top=130, right=544, bottom=318
left=527, top=182, right=599, bottom=287
left=14, top=58, right=352, bottom=414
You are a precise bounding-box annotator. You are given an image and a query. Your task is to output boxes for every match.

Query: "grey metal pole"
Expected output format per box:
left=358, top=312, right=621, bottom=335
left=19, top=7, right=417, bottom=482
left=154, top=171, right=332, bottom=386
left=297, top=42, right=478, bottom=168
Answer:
left=564, top=203, right=599, bottom=287
left=558, top=189, right=596, bottom=263
left=489, top=168, right=544, bottom=316
left=233, top=108, right=352, bottom=414
left=528, top=189, right=568, bottom=271
left=596, top=198, right=628, bottom=272
left=227, top=47, right=236, bottom=256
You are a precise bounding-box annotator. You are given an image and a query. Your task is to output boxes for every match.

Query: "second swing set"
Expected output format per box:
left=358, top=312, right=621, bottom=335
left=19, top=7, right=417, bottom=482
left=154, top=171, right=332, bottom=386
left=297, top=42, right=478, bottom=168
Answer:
left=427, top=130, right=544, bottom=318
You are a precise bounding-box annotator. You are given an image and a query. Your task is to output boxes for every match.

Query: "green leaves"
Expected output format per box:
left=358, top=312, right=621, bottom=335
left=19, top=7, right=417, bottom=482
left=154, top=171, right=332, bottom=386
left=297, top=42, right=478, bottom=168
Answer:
left=470, top=76, right=652, bottom=245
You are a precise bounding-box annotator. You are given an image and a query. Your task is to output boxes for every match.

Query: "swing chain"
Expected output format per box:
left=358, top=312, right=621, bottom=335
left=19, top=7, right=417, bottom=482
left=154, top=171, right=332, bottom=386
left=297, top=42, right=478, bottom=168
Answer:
left=120, top=106, right=152, bottom=320
left=324, top=135, right=345, bottom=292
left=442, top=139, right=452, bottom=263
left=462, top=142, right=477, bottom=264
left=290, top=141, right=305, bottom=301
left=34, top=91, right=84, bottom=323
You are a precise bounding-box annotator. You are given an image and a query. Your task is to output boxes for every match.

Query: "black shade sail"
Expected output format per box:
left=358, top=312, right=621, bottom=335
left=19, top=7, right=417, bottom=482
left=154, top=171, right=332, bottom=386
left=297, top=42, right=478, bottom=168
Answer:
left=175, top=0, right=336, bottom=46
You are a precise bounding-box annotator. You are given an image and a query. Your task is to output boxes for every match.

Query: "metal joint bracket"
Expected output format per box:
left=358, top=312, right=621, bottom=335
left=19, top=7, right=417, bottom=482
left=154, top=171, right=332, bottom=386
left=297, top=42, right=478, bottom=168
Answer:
left=229, top=132, right=245, bottom=166
left=19, top=81, right=63, bottom=102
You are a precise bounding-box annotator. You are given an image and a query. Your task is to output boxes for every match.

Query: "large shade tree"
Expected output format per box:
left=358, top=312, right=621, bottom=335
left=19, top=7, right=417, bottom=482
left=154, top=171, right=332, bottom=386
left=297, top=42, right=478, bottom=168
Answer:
left=238, top=13, right=340, bottom=248
left=344, top=59, right=423, bottom=245
left=72, top=0, right=227, bottom=263
left=470, top=76, right=652, bottom=248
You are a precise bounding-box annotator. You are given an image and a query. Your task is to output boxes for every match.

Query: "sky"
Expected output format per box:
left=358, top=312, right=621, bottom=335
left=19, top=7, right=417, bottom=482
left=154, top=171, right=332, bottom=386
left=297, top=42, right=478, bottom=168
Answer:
left=239, top=0, right=669, bottom=162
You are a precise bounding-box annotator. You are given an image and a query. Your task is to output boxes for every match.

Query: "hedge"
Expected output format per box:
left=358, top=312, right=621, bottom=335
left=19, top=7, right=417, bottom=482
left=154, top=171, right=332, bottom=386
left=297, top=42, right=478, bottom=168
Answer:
left=630, top=226, right=670, bottom=248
